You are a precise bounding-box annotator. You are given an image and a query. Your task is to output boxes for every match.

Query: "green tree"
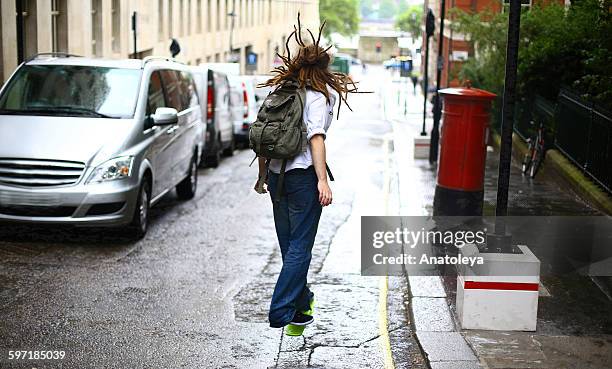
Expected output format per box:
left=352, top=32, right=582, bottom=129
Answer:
left=396, top=5, right=424, bottom=40
left=320, top=0, right=360, bottom=37
left=379, top=0, right=397, bottom=19
left=451, top=0, right=612, bottom=109
left=450, top=8, right=508, bottom=95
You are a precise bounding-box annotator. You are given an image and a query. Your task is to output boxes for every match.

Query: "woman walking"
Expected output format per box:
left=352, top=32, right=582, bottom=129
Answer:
left=252, top=16, right=358, bottom=335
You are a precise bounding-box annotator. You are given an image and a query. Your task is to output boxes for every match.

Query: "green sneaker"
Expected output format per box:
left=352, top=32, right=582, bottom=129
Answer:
left=284, top=299, right=315, bottom=337
left=303, top=298, right=315, bottom=316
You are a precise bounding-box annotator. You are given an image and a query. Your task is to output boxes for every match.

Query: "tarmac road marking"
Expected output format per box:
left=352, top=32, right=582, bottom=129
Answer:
left=378, top=131, right=396, bottom=369
left=378, top=276, right=395, bottom=369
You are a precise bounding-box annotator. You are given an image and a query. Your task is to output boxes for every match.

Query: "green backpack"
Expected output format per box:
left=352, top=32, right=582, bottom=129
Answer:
left=249, top=81, right=333, bottom=201
left=249, top=81, right=307, bottom=161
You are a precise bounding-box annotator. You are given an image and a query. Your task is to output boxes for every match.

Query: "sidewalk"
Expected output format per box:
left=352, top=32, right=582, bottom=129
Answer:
left=385, top=76, right=612, bottom=369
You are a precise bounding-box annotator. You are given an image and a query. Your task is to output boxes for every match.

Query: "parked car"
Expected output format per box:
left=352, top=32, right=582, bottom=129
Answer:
left=383, top=57, right=401, bottom=70
left=249, top=75, right=274, bottom=111
left=191, top=66, right=234, bottom=166
left=0, top=54, right=203, bottom=238
left=199, top=62, right=240, bottom=76
left=227, top=76, right=248, bottom=145
left=227, top=76, right=259, bottom=145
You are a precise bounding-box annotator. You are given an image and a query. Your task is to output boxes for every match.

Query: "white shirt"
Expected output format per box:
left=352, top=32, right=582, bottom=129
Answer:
left=268, top=89, right=336, bottom=173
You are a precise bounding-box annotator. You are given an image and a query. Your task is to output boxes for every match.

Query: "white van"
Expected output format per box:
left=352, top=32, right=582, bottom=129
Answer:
left=191, top=66, right=234, bottom=166
left=228, top=76, right=260, bottom=144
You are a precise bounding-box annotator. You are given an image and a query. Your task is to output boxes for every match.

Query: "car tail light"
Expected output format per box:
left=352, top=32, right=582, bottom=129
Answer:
left=207, top=83, right=214, bottom=123
left=242, top=82, right=248, bottom=119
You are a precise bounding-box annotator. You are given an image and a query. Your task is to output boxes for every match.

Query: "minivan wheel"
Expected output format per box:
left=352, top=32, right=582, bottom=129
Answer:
left=128, top=179, right=151, bottom=239
left=205, top=139, right=221, bottom=168
left=222, top=135, right=235, bottom=157
left=177, top=154, right=198, bottom=200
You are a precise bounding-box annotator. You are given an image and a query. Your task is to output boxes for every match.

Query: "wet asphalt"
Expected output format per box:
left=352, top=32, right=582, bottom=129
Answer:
left=0, top=67, right=426, bottom=368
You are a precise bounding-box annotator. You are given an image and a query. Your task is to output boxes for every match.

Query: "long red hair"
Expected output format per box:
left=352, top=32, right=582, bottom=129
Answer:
left=259, top=14, right=361, bottom=117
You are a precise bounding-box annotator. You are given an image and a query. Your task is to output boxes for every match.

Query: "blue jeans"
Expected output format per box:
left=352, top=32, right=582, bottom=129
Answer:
left=267, top=166, right=322, bottom=328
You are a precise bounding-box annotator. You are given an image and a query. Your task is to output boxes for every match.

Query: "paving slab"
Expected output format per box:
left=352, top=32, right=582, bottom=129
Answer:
left=308, top=338, right=384, bottom=368
left=430, top=361, right=483, bottom=369
left=412, top=297, right=455, bottom=332
left=275, top=350, right=311, bottom=369
left=464, top=331, right=612, bottom=369
left=416, top=331, right=478, bottom=362
left=408, top=276, right=448, bottom=297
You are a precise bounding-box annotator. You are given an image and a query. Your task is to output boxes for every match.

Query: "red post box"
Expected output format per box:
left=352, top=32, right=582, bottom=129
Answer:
left=433, top=85, right=496, bottom=216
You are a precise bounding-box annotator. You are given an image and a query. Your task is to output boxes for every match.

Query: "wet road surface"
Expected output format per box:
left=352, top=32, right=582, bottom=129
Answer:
left=0, top=67, right=426, bottom=368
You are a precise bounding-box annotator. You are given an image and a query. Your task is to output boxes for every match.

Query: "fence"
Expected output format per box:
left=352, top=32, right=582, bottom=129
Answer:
left=554, top=89, right=612, bottom=194
left=492, top=89, right=612, bottom=194
left=513, top=95, right=556, bottom=141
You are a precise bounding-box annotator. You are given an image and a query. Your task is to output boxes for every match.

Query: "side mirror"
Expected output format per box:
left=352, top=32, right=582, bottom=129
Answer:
left=152, top=107, right=178, bottom=125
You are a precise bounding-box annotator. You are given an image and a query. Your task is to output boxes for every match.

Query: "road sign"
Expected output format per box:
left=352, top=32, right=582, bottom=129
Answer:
left=246, top=52, right=257, bottom=71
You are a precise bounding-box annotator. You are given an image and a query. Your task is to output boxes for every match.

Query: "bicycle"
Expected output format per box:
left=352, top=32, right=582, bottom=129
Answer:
left=521, top=119, right=546, bottom=179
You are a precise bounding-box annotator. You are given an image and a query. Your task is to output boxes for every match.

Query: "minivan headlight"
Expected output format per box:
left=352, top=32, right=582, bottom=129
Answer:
left=87, top=156, right=134, bottom=183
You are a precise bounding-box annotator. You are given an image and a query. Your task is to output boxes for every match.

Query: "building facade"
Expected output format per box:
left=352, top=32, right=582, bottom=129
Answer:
left=421, top=0, right=565, bottom=90
left=0, top=0, right=319, bottom=81
left=358, top=21, right=402, bottom=63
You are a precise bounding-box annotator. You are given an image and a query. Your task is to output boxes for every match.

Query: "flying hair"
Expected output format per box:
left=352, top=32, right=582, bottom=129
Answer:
left=258, top=13, right=366, bottom=118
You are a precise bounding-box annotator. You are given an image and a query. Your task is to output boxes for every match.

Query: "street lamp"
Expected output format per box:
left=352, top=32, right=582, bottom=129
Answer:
left=429, top=0, right=446, bottom=164
left=227, top=0, right=237, bottom=62
left=491, top=0, right=522, bottom=252
left=421, top=9, right=435, bottom=136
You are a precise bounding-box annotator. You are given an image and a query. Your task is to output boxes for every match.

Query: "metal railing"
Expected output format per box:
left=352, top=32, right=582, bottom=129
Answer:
left=554, top=89, right=612, bottom=194
left=495, top=89, right=612, bottom=194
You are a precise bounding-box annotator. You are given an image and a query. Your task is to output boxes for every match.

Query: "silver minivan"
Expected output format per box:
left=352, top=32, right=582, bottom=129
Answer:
left=0, top=55, right=203, bottom=238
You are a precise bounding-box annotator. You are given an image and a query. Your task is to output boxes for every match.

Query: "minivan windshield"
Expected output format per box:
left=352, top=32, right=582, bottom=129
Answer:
left=0, top=65, right=142, bottom=118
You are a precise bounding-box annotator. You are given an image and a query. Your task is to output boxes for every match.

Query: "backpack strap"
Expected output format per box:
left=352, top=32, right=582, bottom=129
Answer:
left=326, top=163, right=335, bottom=182
left=274, top=159, right=287, bottom=203
left=296, top=87, right=308, bottom=153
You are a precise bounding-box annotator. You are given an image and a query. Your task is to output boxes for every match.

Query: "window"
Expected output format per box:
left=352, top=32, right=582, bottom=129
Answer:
left=179, top=71, right=199, bottom=108
left=207, top=0, right=211, bottom=32
left=169, top=0, right=174, bottom=37
left=147, top=71, right=166, bottom=117
left=0, top=65, right=142, bottom=118
left=216, top=0, right=220, bottom=30
left=159, top=70, right=183, bottom=111
left=22, top=0, right=38, bottom=58
left=51, top=0, right=68, bottom=52
left=158, top=0, right=165, bottom=40
left=179, top=0, right=184, bottom=36
left=502, top=0, right=532, bottom=6
left=238, top=0, right=242, bottom=27
left=225, top=0, right=229, bottom=29
left=196, top=0, right=202, bottom=33
left=260, top=0, right=264, bottom=25
left=91, top=0, right=102, bottom=56
left=187, top=0, right=192, bottom=34
left=111, top=0, right=120, bottom=53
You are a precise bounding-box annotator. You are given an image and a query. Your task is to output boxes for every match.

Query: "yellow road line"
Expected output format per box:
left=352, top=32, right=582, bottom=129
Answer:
left=378, top=129, right=395, bottom=369
left=379, top=276, right=395, bottom=369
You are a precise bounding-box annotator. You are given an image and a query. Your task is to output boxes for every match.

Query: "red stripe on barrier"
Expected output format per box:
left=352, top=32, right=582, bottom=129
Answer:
left=464, top=281, right=539, bottom=291
left=414, top=143, right=430, bottom=147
